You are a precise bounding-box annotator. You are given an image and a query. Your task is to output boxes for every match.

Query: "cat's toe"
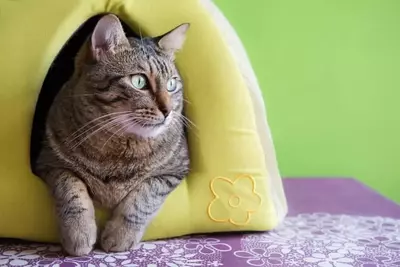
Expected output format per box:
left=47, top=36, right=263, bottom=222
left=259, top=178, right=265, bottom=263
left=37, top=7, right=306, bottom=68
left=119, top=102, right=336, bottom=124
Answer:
left=100, top=218, right=141, bottom=252
left=63, top=240, right=93, bottom=256
left=61, top=221, right=97, bottom=256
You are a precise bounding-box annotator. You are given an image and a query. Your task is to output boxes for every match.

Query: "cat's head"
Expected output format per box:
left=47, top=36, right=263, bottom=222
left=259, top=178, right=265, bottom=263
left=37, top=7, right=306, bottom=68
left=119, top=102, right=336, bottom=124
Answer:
left=71, top=14, right=189, bottom=139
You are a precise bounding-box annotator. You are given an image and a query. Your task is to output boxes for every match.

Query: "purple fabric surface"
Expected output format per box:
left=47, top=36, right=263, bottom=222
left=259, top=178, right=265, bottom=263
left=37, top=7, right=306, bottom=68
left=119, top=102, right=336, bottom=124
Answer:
left=284, top=178, right=400, bottom=218
left=1, top=178, right=400, bottom=267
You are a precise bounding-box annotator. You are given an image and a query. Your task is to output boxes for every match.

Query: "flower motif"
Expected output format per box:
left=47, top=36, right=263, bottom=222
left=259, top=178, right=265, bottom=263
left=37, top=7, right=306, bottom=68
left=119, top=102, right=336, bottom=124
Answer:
left=358, top=217, right=400, bottom=235
left=93, top=250, right=129, bottom=264
left=296, top=228, right=329, bottom=241
left=297, top=213, right=338, bottom=230
left=261, top=227, right=299, bottom=243
left=358, top=236, right=400, bottom=250
left=234, top=248, right=284, bottom=266
left=279, top=244, right=305, bottom=255
left=286, top=258, right=302, bottom=266
left=137, top=246, right=203, bottom=266
left=137, top=241, right=167, bottom=251
left=184, top=238, right=231, bottom=255
left=280, top=214, right=341, bottom=242
left=207, top=261, right=224, bottom=267
left=207, top=174, right=262, bottom=226
left=36, top=255, right=92, bottom=267
left=0, top=249, right=40, bottom=266
left=326, top=217, right=375, bottom=241
left=304, top=253, right=354, bottom=267
left=380, top=224, right=397, bottom=234
left=385, top=241, right=400, bottom=251
left=326, top=242, right=365, bottom=255
left=357, top=256, right=400, bottom=267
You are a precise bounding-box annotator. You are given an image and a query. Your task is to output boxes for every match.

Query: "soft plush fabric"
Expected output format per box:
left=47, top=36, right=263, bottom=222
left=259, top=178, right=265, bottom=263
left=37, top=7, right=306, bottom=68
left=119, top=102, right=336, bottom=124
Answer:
left=0, top=0, right=287, bottom=242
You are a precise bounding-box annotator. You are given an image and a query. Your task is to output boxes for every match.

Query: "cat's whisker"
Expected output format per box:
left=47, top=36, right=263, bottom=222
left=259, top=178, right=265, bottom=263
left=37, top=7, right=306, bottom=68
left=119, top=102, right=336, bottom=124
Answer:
left=70, top=120, right=121, bottom=150
left=66, top=117, right=118, bottom=146
left=183, top=98, right=192, bottom=105
left=171, top=119, right=189, bottom=141
left=101, top=118, right=138, bottom=150
left=65, top=111, right=132, bottom=144
left=174, top=115, right=200, bottom=140
left=139, top=26, right=144, bottom=47
left=130, top=117, right=147, bottom=128
left=65, top=94, right=99, bottom=98
left=66, top=116, right=120, bottom=146
left=115, top=120, right=139, bottom=138
left=70, top=115, right=130, bottom=150
left=174, top=122, right=186, bottom=140
left=181, top=115, right=197, bottom=128
left=176, top=113, right=198, bottom=131
left=67, top=111, right=132, bottom=137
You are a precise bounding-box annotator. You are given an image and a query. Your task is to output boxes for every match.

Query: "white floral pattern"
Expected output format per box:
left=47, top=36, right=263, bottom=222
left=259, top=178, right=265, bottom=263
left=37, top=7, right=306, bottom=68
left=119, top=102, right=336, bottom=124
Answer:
left=326, top=243, right=365, bottom=255
left=233, top=213, right=400, bottom=267
left=184, top=238, right=232, bottom=255
left=0, top=249, right=39, bottom=267
left=0, top=236, right=232, bottom=267
left=1, top=214, right=400, bottom=266
left=304, top=252, right=354, bottom=267
left=234, top=249, right=284, bottom=266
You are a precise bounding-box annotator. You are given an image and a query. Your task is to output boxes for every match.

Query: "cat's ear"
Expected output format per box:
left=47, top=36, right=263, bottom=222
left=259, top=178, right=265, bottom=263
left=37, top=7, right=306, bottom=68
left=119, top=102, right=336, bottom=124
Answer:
left=91, top=14, right=130, bottom=61
left=156, top=23, right=190, bottom=55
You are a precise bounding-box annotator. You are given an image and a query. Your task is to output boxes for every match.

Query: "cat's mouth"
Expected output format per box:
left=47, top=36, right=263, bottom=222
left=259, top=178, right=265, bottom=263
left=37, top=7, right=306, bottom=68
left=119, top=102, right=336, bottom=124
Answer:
left=122, top=115, right=172, bottom=139
left=141, top=122, right=165, bottom=128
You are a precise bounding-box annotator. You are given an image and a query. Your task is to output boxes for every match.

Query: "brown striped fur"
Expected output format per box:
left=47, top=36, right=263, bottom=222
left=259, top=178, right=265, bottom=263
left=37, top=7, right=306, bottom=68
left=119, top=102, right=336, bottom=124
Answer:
left=34, top=15, right=190, bottom=256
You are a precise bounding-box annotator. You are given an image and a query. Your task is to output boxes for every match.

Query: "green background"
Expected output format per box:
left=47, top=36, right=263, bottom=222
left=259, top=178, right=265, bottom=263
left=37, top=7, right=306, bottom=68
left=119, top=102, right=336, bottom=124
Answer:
left=214, top=0, right=400, bottom=202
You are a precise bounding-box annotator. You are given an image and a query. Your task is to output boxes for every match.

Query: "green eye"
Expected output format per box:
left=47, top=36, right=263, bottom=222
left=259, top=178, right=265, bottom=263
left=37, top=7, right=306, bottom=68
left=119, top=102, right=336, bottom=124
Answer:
left=167, top=77, right=182, bottom=92
left=131, top=74, right=147, bottom=89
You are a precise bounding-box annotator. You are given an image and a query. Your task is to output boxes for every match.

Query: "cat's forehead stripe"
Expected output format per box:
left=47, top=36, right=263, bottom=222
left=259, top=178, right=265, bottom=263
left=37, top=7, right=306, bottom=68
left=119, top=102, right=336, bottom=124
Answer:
left=147, top=57, right=171, bottom=78
left=153, top=59, right=165, bottom=75
left=158, top=60, right=169, bottom=76
left=136, top=64, right=146, bottom=73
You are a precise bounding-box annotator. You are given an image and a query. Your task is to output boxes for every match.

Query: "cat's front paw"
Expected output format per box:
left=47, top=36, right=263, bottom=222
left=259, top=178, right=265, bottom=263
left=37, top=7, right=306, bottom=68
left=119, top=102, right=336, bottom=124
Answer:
left=60, top=218, right=97, bottom=256
left=100, top=216, right=142, bottom=252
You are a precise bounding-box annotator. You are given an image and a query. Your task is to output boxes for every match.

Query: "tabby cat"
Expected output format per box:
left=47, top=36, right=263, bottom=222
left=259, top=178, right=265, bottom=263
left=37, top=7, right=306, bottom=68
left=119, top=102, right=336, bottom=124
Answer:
left=34, top=14, right=190, bottom=256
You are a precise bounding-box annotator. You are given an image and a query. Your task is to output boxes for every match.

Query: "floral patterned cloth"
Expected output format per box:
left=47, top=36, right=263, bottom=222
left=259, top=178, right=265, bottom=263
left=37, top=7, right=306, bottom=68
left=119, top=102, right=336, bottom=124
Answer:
left=2, top=178, right=400, bottom=266
left=1, top=213, right=400, bottom=267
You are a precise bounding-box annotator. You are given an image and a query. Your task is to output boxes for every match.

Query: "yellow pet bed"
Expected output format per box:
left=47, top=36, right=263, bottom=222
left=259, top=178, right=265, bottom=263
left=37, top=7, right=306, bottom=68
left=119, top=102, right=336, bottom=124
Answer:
left=0, top=0, right=287, bottom=242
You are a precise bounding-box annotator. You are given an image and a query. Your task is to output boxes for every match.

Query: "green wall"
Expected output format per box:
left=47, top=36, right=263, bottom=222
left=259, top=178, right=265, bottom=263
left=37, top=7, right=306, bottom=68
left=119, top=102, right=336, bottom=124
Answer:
left=214, top=0, right=400, bottom=202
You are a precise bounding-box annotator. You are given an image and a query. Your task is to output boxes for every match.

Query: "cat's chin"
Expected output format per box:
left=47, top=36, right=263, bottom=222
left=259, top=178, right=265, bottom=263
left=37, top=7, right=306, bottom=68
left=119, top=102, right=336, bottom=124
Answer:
left=124, top=125, right=166, bottom=139
left=121, top=115, right=173, bottom=139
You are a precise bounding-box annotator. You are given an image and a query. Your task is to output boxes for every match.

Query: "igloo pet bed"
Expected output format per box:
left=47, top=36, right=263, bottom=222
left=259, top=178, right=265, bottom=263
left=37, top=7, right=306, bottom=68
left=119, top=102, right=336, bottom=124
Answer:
left=0, top=0, right=287, bottom=243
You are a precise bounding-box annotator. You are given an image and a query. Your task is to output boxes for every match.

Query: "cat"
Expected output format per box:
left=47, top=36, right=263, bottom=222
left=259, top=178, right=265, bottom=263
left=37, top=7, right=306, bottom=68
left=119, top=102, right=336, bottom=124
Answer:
left=33, top=14, right=190, bottom=256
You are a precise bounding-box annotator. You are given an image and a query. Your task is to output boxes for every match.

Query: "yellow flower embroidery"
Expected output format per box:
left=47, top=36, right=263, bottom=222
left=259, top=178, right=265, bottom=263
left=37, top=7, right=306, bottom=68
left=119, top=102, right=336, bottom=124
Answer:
left=207, top=174, right=262, bottom=226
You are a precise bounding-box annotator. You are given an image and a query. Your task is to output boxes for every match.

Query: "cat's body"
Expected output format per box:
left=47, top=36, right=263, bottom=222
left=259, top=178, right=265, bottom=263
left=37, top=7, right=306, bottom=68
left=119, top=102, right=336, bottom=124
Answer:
left=38, top=77, right=188, bottom=208
left=34, top=15, right=190, bottom=256
left=38, top=115, right=188, bottom=208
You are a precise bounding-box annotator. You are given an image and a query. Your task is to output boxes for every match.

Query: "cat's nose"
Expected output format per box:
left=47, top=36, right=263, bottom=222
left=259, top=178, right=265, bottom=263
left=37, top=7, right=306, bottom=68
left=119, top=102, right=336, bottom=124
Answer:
left=160, top=107, right=171, bottom=118
left=163, top=110, right=171, bottom=118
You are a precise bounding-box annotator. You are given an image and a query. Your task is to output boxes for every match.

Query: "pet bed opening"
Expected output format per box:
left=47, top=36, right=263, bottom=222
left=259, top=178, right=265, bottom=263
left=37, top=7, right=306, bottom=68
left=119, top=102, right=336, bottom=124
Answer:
left=29, top=14, right=140, bottom=171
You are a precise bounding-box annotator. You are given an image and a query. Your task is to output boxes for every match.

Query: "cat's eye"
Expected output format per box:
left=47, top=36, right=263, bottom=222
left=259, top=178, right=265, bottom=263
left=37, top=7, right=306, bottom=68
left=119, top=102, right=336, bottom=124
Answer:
left=167, top=77, right=182, bottom=93
left=131, top=74, right=147, bottom=90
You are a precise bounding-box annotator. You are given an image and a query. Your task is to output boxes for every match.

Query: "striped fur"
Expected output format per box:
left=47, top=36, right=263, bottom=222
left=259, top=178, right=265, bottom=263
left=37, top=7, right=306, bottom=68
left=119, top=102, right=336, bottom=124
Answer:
left=34, top=15, right=190, bottom=255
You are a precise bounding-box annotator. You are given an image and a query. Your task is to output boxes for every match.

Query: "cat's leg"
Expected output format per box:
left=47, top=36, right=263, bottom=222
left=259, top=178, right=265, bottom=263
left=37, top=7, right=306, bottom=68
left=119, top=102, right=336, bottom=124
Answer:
left=47, top=170, right=97, bottom=256
left=100, top=175, right=182, bottom=252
